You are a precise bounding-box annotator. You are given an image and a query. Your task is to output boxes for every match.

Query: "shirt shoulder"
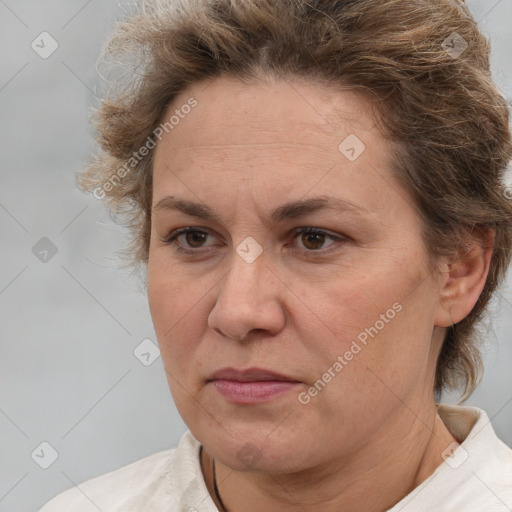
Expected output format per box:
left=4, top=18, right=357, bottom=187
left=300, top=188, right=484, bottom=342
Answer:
left=388, top=405, right=512, bottom=512
left=38, top=431, right=217, bottom=512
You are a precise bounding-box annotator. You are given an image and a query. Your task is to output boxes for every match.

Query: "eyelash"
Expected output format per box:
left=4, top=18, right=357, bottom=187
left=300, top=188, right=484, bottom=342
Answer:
left=163, top=227, right=346, bottom=256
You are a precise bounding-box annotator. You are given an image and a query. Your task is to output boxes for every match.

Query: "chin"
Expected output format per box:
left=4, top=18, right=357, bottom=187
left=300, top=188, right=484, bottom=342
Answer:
left=193, top=422, right=316, bottom=474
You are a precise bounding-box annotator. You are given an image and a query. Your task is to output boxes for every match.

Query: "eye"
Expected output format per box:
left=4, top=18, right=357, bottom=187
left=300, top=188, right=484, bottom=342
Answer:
left=164, top=227, right=219, bottom=253
left=163, top=226, right=346, bottom=255
left=291, top=227, right=344, bottom=252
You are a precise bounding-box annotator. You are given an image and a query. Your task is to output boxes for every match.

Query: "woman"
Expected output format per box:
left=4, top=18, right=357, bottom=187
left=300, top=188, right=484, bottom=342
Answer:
left=40, top=0, right=512, bottom=510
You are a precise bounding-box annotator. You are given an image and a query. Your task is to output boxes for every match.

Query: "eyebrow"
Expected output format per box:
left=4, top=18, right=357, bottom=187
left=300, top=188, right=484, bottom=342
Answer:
left=152, top=195, right=367, bottom=224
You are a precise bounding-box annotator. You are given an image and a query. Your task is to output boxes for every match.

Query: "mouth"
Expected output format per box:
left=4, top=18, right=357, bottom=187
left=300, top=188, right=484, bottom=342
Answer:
left=207, top=367, right=302, bottom=404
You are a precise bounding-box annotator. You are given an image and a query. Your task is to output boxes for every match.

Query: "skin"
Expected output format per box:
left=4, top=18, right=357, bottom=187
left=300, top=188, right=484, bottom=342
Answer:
left=147, top=75, right=492, bottom=511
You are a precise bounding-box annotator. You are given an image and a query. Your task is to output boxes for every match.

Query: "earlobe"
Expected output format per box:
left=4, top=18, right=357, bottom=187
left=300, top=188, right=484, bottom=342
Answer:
left=434, top=230, right=494, bottom=328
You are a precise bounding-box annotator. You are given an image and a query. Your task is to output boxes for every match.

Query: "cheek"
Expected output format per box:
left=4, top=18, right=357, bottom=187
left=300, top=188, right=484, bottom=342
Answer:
left=147, top=256, right=185, bottom=347
left=147, top=253, right=212, bottom=373
left=295, top=260, right=407, bottom=342
left=306, top=252, right=437, bottom=385
left=147, top=266, right=209, bottom=421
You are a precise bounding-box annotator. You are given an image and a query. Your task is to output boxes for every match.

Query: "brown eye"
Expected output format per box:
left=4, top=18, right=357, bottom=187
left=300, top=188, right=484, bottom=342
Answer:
left=184, top=230, right=209, bottom=248
left=301, top=231, right=327, bottom=250
left=165, top=227, right=218, bottom=252
left=292, top=228, right=343, bottom=252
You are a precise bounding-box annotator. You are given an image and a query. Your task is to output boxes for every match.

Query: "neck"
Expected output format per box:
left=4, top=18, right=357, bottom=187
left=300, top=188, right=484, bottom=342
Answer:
left=201, top=404, right=457, bottom=512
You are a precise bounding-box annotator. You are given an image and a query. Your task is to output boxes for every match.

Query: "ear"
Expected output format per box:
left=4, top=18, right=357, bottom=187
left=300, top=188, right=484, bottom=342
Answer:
left=435, top=229, right=494, bottom=327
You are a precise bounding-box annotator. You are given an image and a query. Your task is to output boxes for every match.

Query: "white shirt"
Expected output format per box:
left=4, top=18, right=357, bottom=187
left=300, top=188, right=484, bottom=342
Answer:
left=39, top=404, right=512, bottom=511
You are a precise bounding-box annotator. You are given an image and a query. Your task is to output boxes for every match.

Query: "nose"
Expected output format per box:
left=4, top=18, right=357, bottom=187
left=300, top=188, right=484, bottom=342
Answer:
left=207, top=251, right=286, bottom=342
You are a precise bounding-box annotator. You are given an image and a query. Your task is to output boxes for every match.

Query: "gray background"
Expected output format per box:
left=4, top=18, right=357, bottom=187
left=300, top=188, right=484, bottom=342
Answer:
left=0, top=1, right=511, bottom=511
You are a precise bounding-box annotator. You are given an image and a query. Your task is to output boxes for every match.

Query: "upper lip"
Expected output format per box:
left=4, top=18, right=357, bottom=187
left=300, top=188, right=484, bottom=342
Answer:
left=208, top=367, right=300, bottom=382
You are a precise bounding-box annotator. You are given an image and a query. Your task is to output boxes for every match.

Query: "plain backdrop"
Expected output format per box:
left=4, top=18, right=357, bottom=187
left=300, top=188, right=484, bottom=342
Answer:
left=1, top=1, right=511, bottom=511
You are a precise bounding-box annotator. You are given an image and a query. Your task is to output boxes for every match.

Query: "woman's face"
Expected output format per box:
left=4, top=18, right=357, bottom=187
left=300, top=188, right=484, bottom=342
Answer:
left=148, top=76, right=446, bottom=472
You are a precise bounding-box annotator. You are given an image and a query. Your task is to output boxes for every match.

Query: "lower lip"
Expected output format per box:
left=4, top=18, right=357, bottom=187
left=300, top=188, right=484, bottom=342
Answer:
left=211, top=379, right=300, bottom=404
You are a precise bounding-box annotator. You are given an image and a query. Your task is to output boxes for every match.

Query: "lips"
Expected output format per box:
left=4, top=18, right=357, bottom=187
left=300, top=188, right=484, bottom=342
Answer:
left=207, top=367, right=301, bottom=404
left=208, top=367, right=300, bottom=383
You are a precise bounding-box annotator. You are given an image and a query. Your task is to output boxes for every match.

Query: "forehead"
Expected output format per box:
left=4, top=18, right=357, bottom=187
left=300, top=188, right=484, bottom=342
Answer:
left=153, top=75, right=383, bottom=175
left=168, top=75, right=375, bottom=144
left=151, top=75, right=402, bottom=221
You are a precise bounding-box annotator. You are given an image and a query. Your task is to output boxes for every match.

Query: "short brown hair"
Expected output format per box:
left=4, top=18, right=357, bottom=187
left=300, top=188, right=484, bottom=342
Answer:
left=78, top=0, right=512, bottom=399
